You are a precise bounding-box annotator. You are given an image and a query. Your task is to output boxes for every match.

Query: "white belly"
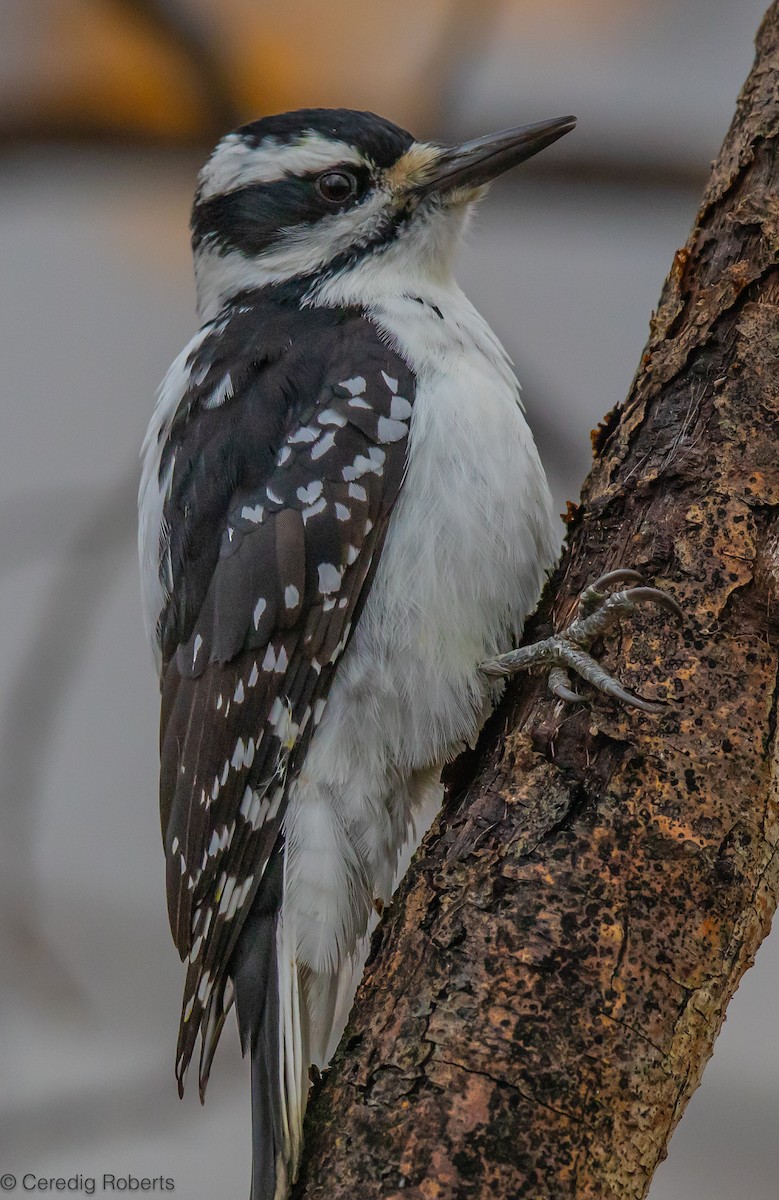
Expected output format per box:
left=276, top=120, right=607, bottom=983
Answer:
left=284, top=288, right=558, bottom=979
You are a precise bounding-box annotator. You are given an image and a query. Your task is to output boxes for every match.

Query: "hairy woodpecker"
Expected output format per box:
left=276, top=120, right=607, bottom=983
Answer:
left=138, top=108, right=680, bottom=1199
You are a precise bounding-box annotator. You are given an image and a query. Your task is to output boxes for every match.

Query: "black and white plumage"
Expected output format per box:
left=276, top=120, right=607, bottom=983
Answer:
left=139, top=107, right=575, bottom=1199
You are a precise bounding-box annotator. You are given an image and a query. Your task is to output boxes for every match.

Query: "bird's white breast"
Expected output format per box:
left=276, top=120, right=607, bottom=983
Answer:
left=327, top=284, right=559, bottom=769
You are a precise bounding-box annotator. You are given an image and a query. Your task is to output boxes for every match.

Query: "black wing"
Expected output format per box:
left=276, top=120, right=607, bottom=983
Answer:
left=153, top=298, right=415, bottom=1089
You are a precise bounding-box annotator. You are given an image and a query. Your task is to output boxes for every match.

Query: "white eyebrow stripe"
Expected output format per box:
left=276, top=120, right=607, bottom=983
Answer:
left=193, top=187, right=391, bottom=321
left=198, top=132, right=366, bottom=201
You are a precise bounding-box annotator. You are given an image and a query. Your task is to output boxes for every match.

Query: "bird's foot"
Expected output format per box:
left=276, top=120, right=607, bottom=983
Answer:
left=481, top=569, right=683, bottom=714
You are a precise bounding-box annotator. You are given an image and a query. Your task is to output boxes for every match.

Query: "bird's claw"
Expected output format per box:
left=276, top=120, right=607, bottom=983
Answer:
left=547, top=666, right=584, bottom=704
left=481, top=570, right=682, bottom=714
left=576, top=568, right=644, bottom=618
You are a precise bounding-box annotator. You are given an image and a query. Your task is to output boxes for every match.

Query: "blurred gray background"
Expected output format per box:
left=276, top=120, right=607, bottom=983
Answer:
left=1, top=1, right=777, bottom=1196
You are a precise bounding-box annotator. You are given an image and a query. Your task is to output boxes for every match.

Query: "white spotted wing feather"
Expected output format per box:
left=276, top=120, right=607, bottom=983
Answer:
left=139, top=302, right=416, bottom=1098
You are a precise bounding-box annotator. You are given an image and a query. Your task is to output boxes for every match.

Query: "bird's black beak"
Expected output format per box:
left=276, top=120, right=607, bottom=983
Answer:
left=415, top=115, right=577, bottom=199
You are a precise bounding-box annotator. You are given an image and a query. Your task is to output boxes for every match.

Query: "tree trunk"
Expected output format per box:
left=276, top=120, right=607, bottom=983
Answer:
left=296, top=8, right=779, bottom=1197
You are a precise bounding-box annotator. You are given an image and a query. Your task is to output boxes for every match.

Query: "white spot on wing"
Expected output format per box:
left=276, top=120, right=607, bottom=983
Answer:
left=197, top=971, right=213, bottom=1003
left=310, top=431, right=336, bottom=460
left=253, top=597, right=267, bottom=628
left=207, top=827, right=230, bottom=858
left=377, top=416, right=407, bottom=443
left=289, top=425, right=318, bottom=444
left=317, top=409, right=347, bottom=427
left=226, top=874, right=254, bottom=920
left=268, top=786, right=284, bottom=819
left=381, top=371, right=399, bottom=392
left=342, top=447, right=385, bottom=480
left=284, top=585, right=300, bottom=609
left=340, top=376, right=366, bottom=396
left=390, top=395, right=413, bottom=420
left=318, top=563, right=342, bottom=594
left=297, top=481, right=323, bottom=504
left=218, top=877, right=237, bottom=916
left=203, top=372, right=234, bottom=409
left=240, top=786, right=270, bottom=831
left=302, top=497, right=327, bottom=523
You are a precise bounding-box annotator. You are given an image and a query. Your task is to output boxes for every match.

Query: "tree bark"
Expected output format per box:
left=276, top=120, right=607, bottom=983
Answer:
left=296, top=8, right=779, bottom=1198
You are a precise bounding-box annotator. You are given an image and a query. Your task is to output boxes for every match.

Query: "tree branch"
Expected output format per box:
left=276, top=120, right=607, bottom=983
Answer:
left=296, top=6, right=779, bottom=1197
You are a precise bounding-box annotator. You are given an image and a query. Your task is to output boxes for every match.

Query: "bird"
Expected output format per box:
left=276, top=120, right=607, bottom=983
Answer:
left=138, top=107, right=681, bottom=1199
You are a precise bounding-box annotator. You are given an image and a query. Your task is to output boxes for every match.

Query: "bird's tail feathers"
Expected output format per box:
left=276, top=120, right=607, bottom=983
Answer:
left=179, top=845, right=351, bottom=1200
left=243, top=933, right=287, bottom=1200
left=226, top=846, right=289, bottom=1200
left=198, top=974, right=235, bottom=1100
left=274, top=915, right=312, bottom=1197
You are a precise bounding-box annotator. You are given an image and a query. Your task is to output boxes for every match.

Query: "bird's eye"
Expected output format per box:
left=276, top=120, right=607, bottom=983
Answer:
left=315, top=170, right=358, bottom=205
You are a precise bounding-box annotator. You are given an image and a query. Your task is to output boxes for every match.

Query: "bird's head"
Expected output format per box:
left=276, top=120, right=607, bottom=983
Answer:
left=191, top=107, right=576, bottom=320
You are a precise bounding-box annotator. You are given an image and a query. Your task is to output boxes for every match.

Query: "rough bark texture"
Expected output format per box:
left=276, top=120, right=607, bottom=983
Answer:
left=296, top=9, right=779, bottom=1198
